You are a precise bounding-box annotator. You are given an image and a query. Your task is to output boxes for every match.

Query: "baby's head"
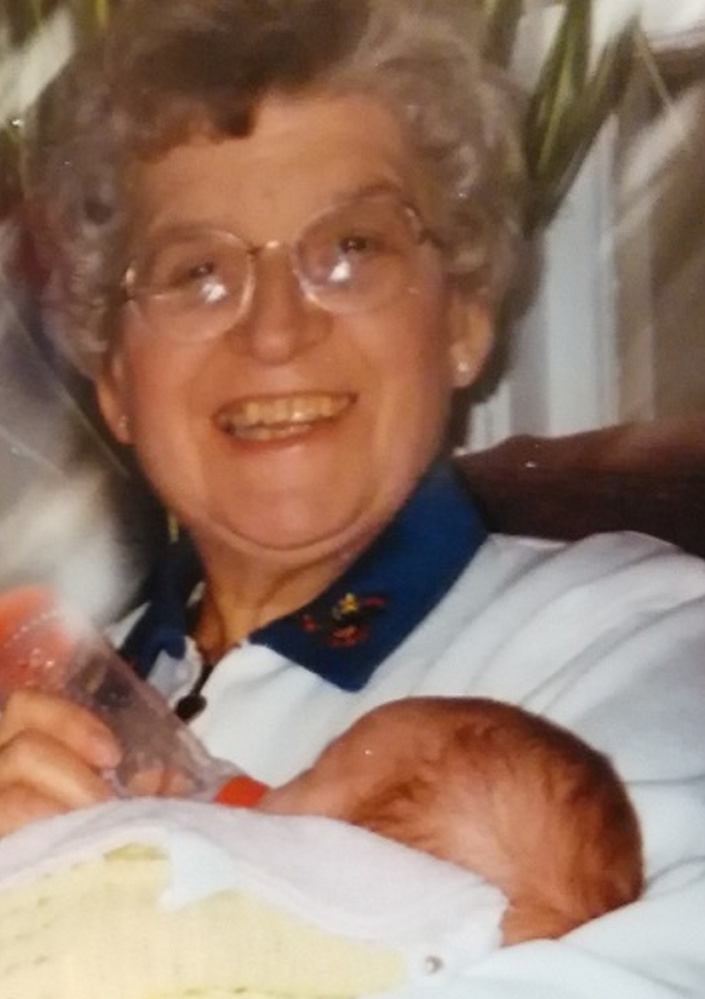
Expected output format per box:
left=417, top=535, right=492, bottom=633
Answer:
left=261, top=697, right=643, bottom=943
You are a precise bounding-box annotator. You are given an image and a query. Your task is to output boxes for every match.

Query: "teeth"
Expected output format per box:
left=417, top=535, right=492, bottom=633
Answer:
left=217, top=394, right=351, bottom=439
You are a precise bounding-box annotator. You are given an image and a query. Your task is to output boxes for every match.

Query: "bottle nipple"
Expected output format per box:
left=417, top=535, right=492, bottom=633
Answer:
left=215, top=775, right=269, bottom=808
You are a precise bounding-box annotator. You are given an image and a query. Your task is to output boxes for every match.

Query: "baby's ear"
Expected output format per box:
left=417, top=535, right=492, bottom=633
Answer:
left=346, top=776, right=426, bottom=843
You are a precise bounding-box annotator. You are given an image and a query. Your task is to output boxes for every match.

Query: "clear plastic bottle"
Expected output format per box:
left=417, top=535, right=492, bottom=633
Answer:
left=0, top=586, right=267, bottom=807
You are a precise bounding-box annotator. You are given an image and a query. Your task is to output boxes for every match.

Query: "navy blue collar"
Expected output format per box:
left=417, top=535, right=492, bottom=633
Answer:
left=121, top=464, right=487, bottom=692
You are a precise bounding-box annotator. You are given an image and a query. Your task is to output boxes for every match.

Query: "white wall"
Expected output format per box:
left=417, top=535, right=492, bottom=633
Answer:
left=468, top=125, right=620, bottom=450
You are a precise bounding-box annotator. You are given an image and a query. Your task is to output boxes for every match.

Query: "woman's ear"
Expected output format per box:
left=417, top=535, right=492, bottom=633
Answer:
left=95, top=354, right=132, bottom=444
left=447, top=292, right=494, bottom=389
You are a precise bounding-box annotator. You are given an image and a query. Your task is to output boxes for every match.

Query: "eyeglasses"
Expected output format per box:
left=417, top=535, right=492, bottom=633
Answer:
left=120, top=192, right=440, bottom=342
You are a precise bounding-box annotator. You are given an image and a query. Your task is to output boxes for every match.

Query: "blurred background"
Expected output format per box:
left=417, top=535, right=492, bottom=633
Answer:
left=468, top=0, right=705, bottom=447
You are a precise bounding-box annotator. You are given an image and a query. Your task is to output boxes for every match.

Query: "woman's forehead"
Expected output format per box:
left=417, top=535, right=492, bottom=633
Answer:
left=130, top=92, right=431, bottom=238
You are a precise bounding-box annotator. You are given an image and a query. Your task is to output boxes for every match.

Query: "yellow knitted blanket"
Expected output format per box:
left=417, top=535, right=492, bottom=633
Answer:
left=0, top=842, right=405, bottom=999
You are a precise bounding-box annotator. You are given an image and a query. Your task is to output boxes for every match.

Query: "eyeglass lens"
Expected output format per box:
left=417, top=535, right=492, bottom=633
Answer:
left=127, top=194, right=430, bottom=340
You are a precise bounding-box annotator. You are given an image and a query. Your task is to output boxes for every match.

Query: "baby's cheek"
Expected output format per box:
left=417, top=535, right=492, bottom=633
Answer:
left=258, top=772, right=346, bottom=818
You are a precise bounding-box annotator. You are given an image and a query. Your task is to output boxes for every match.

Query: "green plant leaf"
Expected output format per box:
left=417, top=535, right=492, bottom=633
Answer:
left=0, top=0, right=63, bottom=48
left=527, top=20, right=638, bottom=229
left=480, top=0, right=524, bottom=67
left=68, top=0, right=114, bottom=42
left=523, top=0, right=591, bottom=181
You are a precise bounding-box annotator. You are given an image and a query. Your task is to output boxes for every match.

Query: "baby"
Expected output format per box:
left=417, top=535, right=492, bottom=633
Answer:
left=260, top=696, right=644, bottom=944
left=0, top=697, right=643, bottom=999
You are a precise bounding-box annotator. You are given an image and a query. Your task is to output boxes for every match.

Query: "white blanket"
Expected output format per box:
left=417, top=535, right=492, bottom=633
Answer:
left=0, top=798, right=506, bottom=995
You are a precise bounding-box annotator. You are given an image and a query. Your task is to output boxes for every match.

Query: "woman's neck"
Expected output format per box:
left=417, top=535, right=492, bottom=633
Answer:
left=192, top=547, right=358, bottom=661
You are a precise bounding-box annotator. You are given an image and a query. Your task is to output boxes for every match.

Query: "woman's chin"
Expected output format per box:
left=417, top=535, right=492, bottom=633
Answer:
left=233, top=518, right=372, bottom=561
left=195, top=497, right=386, bottom=568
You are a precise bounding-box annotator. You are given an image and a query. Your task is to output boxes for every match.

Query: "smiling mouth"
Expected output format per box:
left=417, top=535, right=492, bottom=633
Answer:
left=215, top=394, right=353, bottom=441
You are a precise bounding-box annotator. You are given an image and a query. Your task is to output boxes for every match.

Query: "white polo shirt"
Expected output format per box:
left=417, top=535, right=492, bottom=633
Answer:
left=111, top=467, right=705, bottom=998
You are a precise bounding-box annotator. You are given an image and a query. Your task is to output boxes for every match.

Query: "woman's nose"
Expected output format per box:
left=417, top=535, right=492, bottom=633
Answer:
left=231, top=247, right=331, bottom=363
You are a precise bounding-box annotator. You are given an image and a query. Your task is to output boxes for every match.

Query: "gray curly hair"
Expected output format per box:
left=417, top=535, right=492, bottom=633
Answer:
left=24, top=0, right=527, bottom=377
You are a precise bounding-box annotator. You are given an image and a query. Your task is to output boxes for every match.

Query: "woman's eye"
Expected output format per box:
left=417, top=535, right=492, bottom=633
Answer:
left=172, top=259, right=218, bottom=288
left=337, top=232, right=387, bottom=257
left=155, top=253, right=231, bottom=303
left=186, top=260, right=216, bottom=280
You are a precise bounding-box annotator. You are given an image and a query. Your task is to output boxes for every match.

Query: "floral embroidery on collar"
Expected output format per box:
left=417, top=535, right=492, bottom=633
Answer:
left=298, top=592, right=388, bottom=648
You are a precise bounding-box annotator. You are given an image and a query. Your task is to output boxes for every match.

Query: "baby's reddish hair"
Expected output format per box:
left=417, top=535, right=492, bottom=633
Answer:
left=343, top=698, right=643, bottom=944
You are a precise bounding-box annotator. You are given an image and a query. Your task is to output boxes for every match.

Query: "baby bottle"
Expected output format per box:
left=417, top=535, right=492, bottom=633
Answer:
left=0, top=585, right=267, bottom=807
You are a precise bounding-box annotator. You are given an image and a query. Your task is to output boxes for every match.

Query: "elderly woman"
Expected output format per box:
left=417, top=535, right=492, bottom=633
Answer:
left=1, top=0, right=705, bottom=994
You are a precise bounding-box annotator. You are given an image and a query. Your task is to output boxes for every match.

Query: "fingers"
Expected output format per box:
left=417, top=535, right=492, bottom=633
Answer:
left=126, top=767, right=193, bottom=797
left=0, top=726, right=116, bottom=805
left=0, top=688, right=120, bottom=768
left=0, top=783, right=71, bottom=838
left=0, top=689, right=121, bottom=837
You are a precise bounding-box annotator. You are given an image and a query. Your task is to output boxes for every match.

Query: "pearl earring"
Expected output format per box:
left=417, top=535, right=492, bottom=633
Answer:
left=455, top=358, right=471, bottom=380
left=117, top=414, right=130, bottom=437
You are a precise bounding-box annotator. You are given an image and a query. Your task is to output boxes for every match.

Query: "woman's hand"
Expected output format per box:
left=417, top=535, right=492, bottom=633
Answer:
left=0, top=689, right=121, bottom=837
